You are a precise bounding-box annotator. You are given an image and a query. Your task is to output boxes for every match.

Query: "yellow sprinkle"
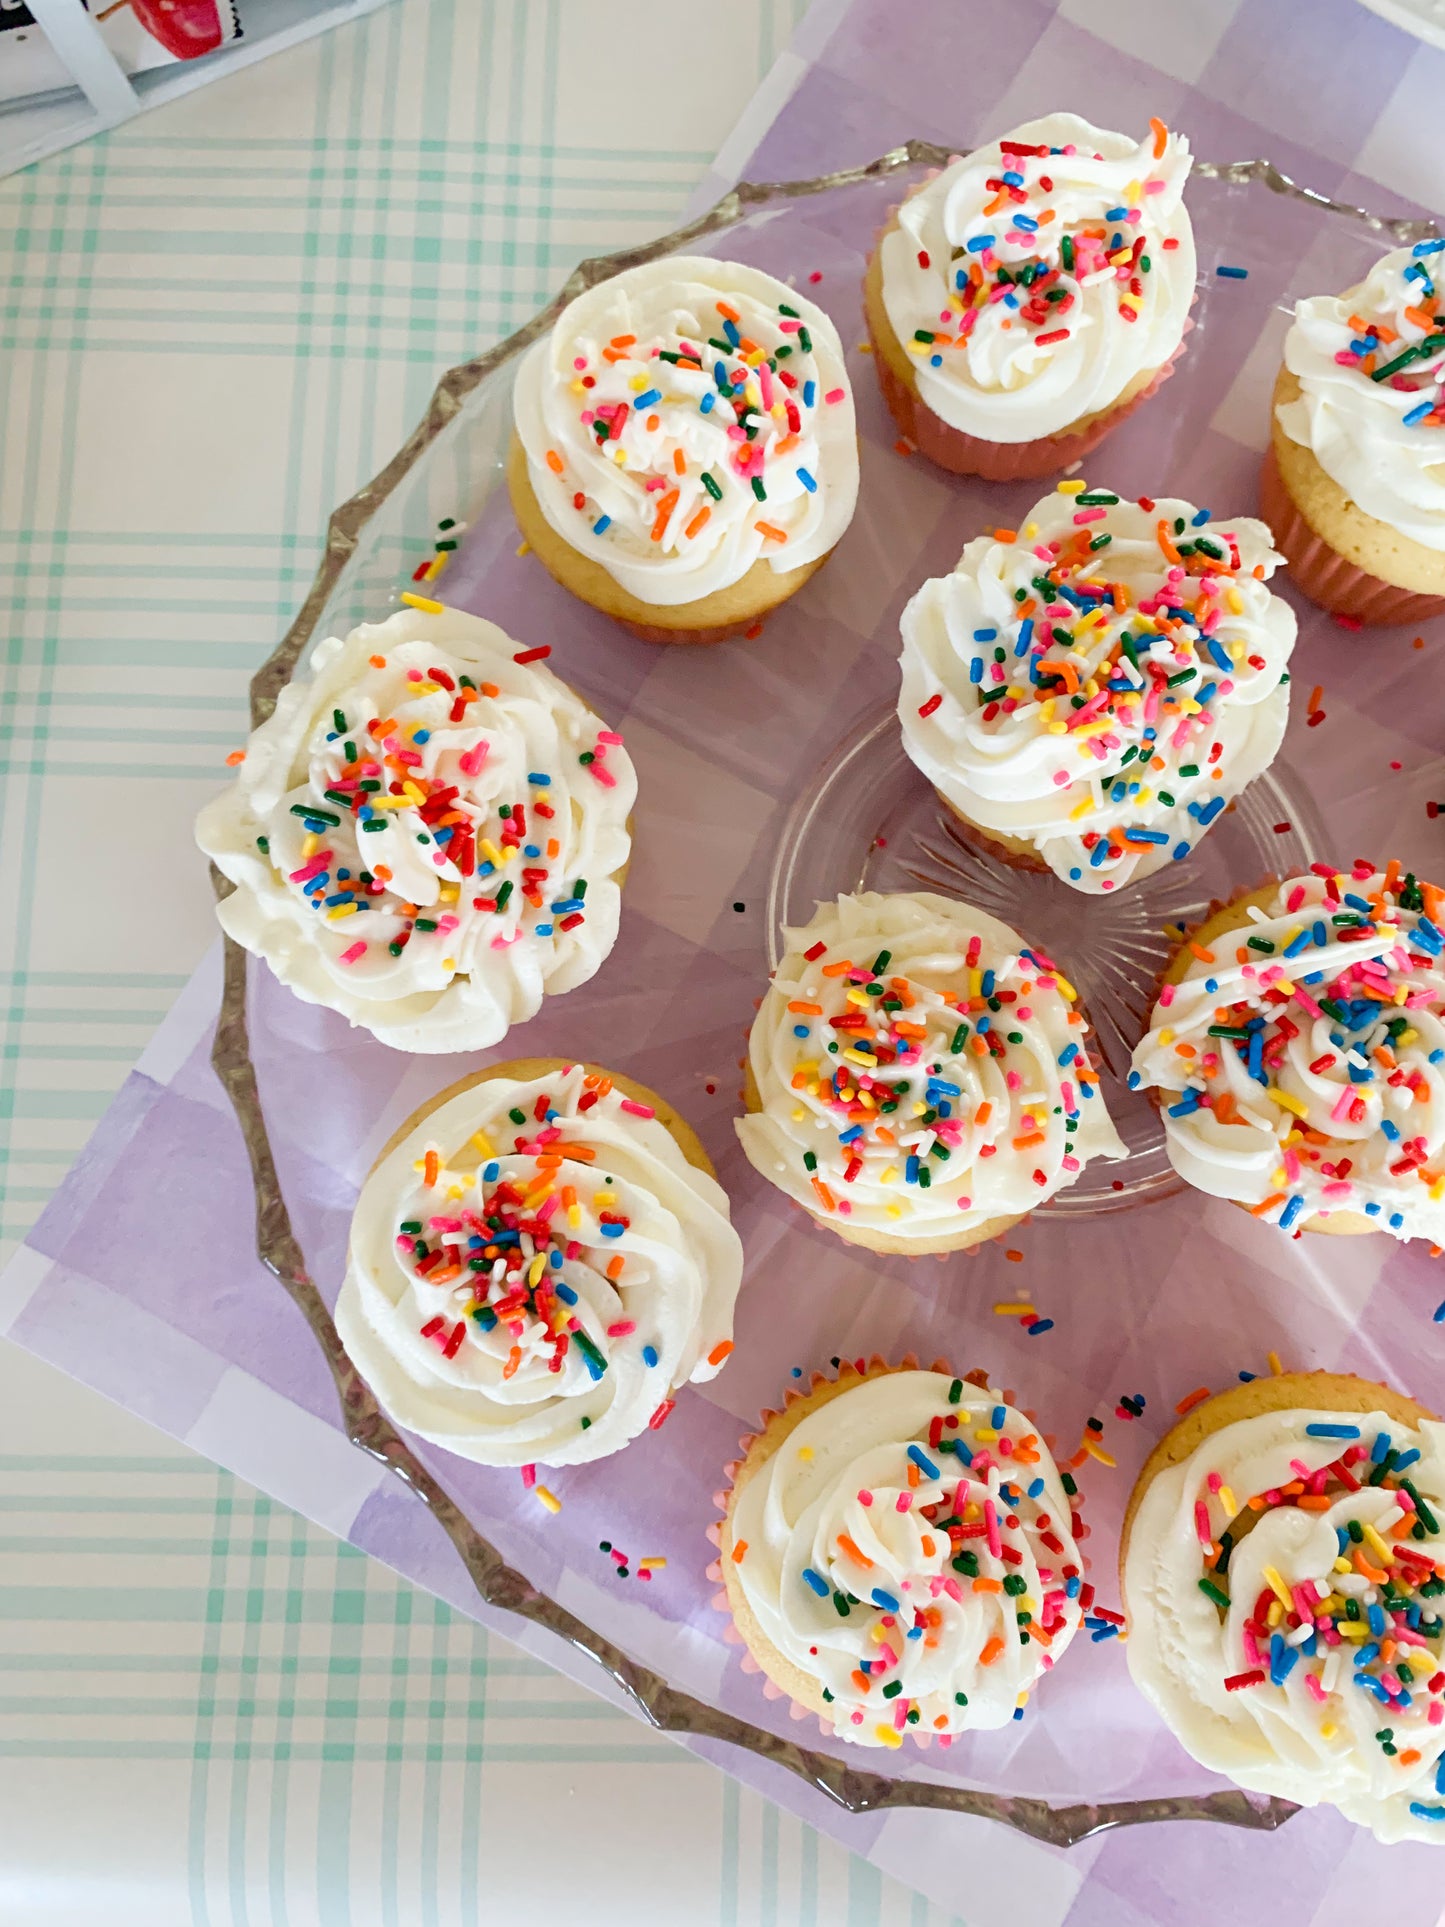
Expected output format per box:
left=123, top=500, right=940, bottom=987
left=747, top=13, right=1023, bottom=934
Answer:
left=1266, top=1599, right=1283, bottom=1628
left=301, top=832, right=319, bottom=859
left=326, top=903, right=358, bottom=920
left=637, top=1557, right=666, bottom=1571
left=441, top=957, right=454, bottom=972
left=846, top=988, right=871, bottom=1008
left=1069, top=796, right=1094, bottom=820
left=1054, top=973, right=1078, bottom=1001
left=515, top=540, right=531, bottom=557
left=401, top=592, right=443, bottom=614
left=885, top=1204, right=904, bottom=1219
left=797, top=1445, right=814, bottom=1462
left=1056, top=478, right=1087, bottom=495
left=879, top=1166, right=898, bottom=1184
left=535, top=1485, right=562, bottom=1514
left=843, top=1049, right=878, bottom=1067
left=1218, top=1485, right=1236, bottom=1516
left=791, top=1106, right=807, bottom=1122
left=527, top=1253, right=547, bottom=1287
left=1157, top=1028, right=1175, bottom=1048
left=1338, top=1620, right=1369, bottom=1640
left=1084, top=1439, right=1116, bottom=1468
left=874, top=1725, right=903, bottom=1749
left=973, top=1428, right=1000, bottom=1443
left=1320, top=1722, right=1337, bottom=1740
left=1363, top=1523, right=1395, bottom=1565
left=1267, top=1351, right=1283, bottom=1376
left=994, top=1301, right=1035, bottom=1315
left=471, top=1131, right=494, bottom=1156
left=1333, top=1556, right=1353, bottom=1575
left=1268, top=1088, right=1309, bottom=1119
left=1263, top=1565, right=1294, bottom=1611
left=480, top=839, right=504, bottom=865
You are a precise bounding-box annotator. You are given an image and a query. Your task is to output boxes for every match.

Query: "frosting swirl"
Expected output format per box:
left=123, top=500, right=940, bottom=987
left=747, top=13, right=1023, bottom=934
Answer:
left=727, top=1370, right=1084, bottom=1746
left=879, top=113, right=1194, bottom=441
left=735, top=892, right=1125, bottom=1244
left=512, top=256, right=858, bottom=605
left=898, top=487, right=1295, bottom=894
left=1277, top=240, right=1445, bottom=552
left=196, top=607, right=635, bottom=1054
left=1129, top=866, right=1445, bottom=1239
left=336, top=1063, right=744, bottom=1468
left=1123, top=1401, right=1445, bottom=1844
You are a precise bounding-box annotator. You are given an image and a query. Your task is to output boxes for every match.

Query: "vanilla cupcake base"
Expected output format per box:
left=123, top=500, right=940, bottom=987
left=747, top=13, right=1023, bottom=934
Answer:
left=507, top=436, right=830, bottom=645
left=1267, top=368, right=1445, bottom=625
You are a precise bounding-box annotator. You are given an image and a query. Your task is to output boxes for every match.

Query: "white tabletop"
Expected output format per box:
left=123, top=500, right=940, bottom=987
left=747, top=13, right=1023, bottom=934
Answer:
left=0, top=2, right=960, bottom=1919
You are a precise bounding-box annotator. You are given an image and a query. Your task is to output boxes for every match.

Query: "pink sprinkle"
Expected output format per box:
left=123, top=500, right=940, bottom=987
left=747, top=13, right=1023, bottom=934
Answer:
left=597, top=730, right=625, bottom=746
left=1158, top=983, right=1175, bottom=1007
left=984, top=1500, right=1001, bottom=1560
left=289, top=852, right=332, bottom=884
left=620, top=1099, right=655, bottom=1118
left=459, top=742, right=489, bottom=778
left=1073, top=508, right=1107, bottom=525
left=857, top=1489, right=873, bottom=1506
left=824, top=387, right=845, bottom=404
left=607, top=1320, right=636, bottom=1338
left=338, top=941, right=366, bottom=965
left=588, top=761, right=617, bottom=787
left=896, top=1492, right=913, bottom=1513
left=1285, top=884, right=1307, bottom=913
left=520, top=1464, right=537, bottom=1489
left=1304, top=1672, right=1328, bottom=1704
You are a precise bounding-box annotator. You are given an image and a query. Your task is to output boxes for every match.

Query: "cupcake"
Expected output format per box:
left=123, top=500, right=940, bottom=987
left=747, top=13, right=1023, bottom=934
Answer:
left=863, top=114, right=1194, bottom=480
left=1121, top=1371, right=1445, bottom=1845
left=735, top=891, right=1125, bottom=1252
left=1264, top=240, right=1445, bottom=625
left=335, top=1059, right=744, bottom=1467
left=508, top=257, right=859, bottom=645
left=898, top=484, right=1296, bottom=894
left=1128, top=862, right=1445, bottom=1240
left=196, top=605, right=635, bottom=1054
left=713, top=1359, right=1087, bottom=1747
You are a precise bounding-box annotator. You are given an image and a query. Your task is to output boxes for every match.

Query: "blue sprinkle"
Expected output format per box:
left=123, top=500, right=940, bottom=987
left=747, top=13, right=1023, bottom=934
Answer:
left=1381, top=1118, right=1401, bottom=1141
left=871, top=1588, right=901, bottom=1612
left=1065, top=1575, right=1081, bottom=1598
left=699, top=393, right=716, bottom=415
left=1001, top=170, right=1026, bottom=187
left=967, top=234, right=995, bottom=253
left=1191, top=508, right=1212, bottom=526
left=723, top=319, right=741, bottom=347
left=973, top=628, right=998, bottom=642
left=1104, top=204, right=1128, bottom=221
left=1305, top=1423, right=1360, bottom=1439
left=1172, top=841, right=1191, bottom=861
left=792, top=1024, right=809, bottom=1038
left=907, top=1445, right=940, bottom=1480
left=991, top=1405, right=1006, bottom=1428
left=1027, top=1319, right=1055, bottom=1336
left=1404, top=400, right=1435, bottom=428
left=483, top=1162, right=500, bottom=1183
left=413, top=729, right=430, bottom=744
left=1390, top=1212, right=1404, bottom=1231
left=642, top=1345, right=658, bottom=1368
left=632, top=388, right=661, bottom=411
left=1434, top=1300, right=1445, bottom=1324
left=1409, top=1803, right=1445, bottom=1822
left=803, top=380, right=816, bottom=407
left=801, top=1568, right=830, bottom=1597
left=1413, top=238, right=1445, bottom=256
left=969, top=657, right=984, bottom=684
left=1090, top=840, right=1110, bottom=868
left=1278, top=1195, right=1305, bottom=1231
left=554, top=1281, right=578, bottom=1306
left=1216, top=264, right=1249, bottom=279
left=838, top=1125, right=864, bottom=1144
left=1091, top=1623, right=1120, bottom=1642
left=1127, top=1069, right=1142, bottom=1089
left=600, top=1223, right=624, bottom=1239
left=593, top=515, right=612, bottom=536
left=1058, top=1043, right=1078, bottom=1067
left=1167, top=1092, right=1203, bottom=1118
left=1027, top=1478, right=1045, bottom=1499
left=534, top=924, right=553, bottom=937
left=796, top=467, right=817, bottom=493
left=1206, top=638, right=1232, bottom=671
left=1371, top=1431, right=1393, bottom=1464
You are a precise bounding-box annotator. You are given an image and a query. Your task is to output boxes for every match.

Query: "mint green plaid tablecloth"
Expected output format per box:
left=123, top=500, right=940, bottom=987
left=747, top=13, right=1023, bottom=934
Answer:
left=0, top=3, right=958, bottom=1919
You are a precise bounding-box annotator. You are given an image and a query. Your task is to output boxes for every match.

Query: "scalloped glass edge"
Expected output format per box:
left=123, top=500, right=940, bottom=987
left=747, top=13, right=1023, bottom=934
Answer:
left=206, top=145, right=1439, bottom=1849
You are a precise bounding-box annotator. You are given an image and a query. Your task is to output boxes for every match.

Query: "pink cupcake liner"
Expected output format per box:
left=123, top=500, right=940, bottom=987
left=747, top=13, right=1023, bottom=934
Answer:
left=1260, top=444, right=1445, bottom=628
left=867, top=309, right=1191, bottom=483
left=708, top=1355, right=1067, bottom=1752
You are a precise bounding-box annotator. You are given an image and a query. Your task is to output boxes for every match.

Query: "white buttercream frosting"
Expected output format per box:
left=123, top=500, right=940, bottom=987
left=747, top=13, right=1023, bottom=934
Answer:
left=1129, top=866, right=1445, bottom=1240
left=512, top=256, right=858, bottom=605
left=1277, top=240, right=1445, bottom=552
left=1124, top=1400, right=1445, bottom=1844
left=735, top=892, right=1125, bottom=1243
left=898, top=487, right=1295, bottom=894
left=729, top=1370, right=1084, bottom=1746
left=196, top=607, right=635, bottom=1054
left=878, top=113, right=1194, bottom=441
left=336, top=1062, right=743, bottom=1468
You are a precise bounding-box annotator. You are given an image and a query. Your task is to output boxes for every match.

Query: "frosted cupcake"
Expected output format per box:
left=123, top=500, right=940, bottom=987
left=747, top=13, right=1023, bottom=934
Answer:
left=1129, top=862, right=1445, bottom=1239
left=336, top=1059, right=744, bottom=1467
left=713, top=1359, right=1087, bottom=1747
left=1264, top=240, right=1445, bottom=624
left=864, top=114, right=1195, bottom=479
left=899, top=485, right=1296, bottom=894
left=736, top=891, right=1125, bottom=1251
left=196, top=605, right=635, bottom=1054
left=509, top=257, right=859, bottom=644
left=1122, top=1371, right=1445, bottom=1845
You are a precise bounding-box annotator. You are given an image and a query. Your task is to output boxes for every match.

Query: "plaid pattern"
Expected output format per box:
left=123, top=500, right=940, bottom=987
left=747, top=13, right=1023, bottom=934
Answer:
left=0, top=1, right=961, bottom=1920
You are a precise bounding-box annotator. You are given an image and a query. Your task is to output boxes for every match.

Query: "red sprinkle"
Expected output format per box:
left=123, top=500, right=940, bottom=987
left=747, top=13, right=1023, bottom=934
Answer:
left=918, top=693, right=943, bottom=718
left=513, top=646, right=552, bottom=664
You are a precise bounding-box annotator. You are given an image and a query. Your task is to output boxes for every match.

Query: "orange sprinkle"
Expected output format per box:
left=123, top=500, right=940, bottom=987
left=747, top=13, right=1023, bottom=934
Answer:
left=978, top=1636, right=1005, bottom=1666
left=812, top=1177, right=837, bottom=1212
left=1308, top=684, right=1324, bottom=713
left=1295, top=1495, right=1333, bottom=1511
left=606, top=1255, right=625, bottom=1282
left=1188, top=941, right=1216, bottom=964
left=837, top=1532, right=873, bottom=1569
left=1175, top=1386, right=1211, bottom=1416
left=715, top=300, right=741, bottom=323
left=1150, top=115, right=1168, bottom=158
left=672, top=447, right=686, bottom=475
left=707, top=1339, right=735, bottom=1367
left=502, top=1345, right=523, bottom=1380
left=684, top=506, right=711, bottom=541
left=756, top=522, right=788, bottom=544
left=224, top=749, right=246, bottom=767
left=545, top=449, right=564, bottom=475
left=1012, top=1131, right=1045, bottom=1150
left=369, top=654, right=386, bottom=668
left=971, top=1577, right=1003, bottom=1594
left=788, top=1001, right=824, bottom=1015
left=1354, top=1550, right=1388, bottom=1583
left=1399, top=1749, right=1422, bottom=1766
left=609, top=334, right=637, bottom=349
left=974, top=1102, right=992, bottom=1126
left=1005, top=1249, right=1023, bottom=1263
left=1157, top=518, right=1183, bottom=565
left=650, top=489, right=679, bottom=541
left=1249, top=1192, right=1287, bottom=1218
left=992, top=528, right=1017, bottom=544
left=730, top=1538, right=748, bottom=1564
left=423, top=1149, right=440, bottom=1187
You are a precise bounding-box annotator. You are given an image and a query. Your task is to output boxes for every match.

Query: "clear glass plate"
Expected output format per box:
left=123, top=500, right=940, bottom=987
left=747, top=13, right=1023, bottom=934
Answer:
left=769, top=706, right=1329, bottom=1211
left=211, top=143, right=1440, bottom=1848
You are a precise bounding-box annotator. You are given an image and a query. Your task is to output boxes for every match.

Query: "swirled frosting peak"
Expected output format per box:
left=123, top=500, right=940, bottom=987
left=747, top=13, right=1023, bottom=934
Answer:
left=196, top=606, right=635, bottom=1053
left=898, top=486, right=1296, bottom=894
left=736, top=892, right=1125, bottom=1243
left=1124, top=1398, right=1445, bottom=1843
left=879, top=113, right=1195, bottom=441
left=1278, top=239, right=1445, bottom=552
left=512, top=256, right=858, bottom=605
left=1129, top=865, right=1445, bottom=1240
left=336, top=1063, right=744, bottom=1468
left=728, top=1370, right=1085, bottom=1745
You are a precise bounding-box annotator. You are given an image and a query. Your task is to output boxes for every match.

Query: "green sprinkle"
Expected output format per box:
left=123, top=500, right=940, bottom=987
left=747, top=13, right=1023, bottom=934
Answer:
left=948, top=1378, right=963, bottom=1404
left=702, top=471, right=723, bottom=501
left=290, top=803, right=339, bottom=825
left=1198, top=1578, right=1231, bottom=1610
left=509, top=1107, right=527, bottom=1125
left=751, top=476, right=767, bottom=502
left=495, top=880, right=513, bottom=910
